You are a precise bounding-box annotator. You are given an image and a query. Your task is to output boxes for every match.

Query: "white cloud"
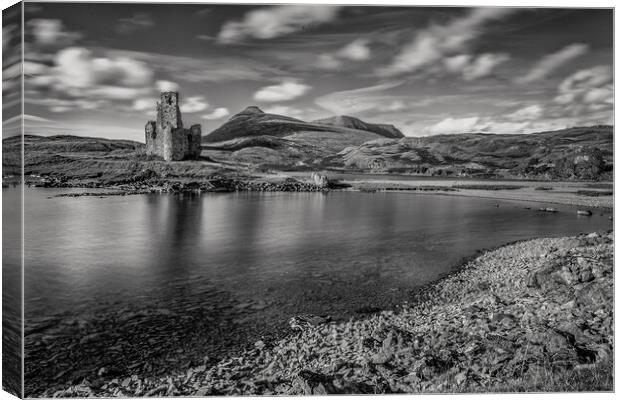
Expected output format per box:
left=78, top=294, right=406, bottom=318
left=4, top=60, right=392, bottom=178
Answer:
left=553, top=65, right=613, bottom=113
left=477, top=120, right=530, bottom=134
left=444, top=54, right=471, bottom=72
left=133, top=97, right=155, bottom=112
left=316, top=54, right=342, bottom=70
left=218, top=5, right=341, bottom=43
left=315, top=81, right=414, bottom=115
left=516, top=43, right=589, bottom=84
left=557, top=65, right=612, bottom=95
left=583, top=85, right=612, bottom=104
left=338, top=39, right=370, bottom=61
left=50, top=105, right=72, bottom=113
left=22, top=46, right=175, bottom=113
left=316, top=39, right=371, bottom=70
left=425, top=116, right=480, bottom=135
left=201, top=107, right=230, bottom=120
left=506, top=104, right=544, bottom=121
left=179, top=95, right=209, bottom=113
left=28, top=19, right=81, bottom=47
left=52, top=47, right=153, bottom=91
left=377, top=8, right=516, bottom=77
left=381, top=100, right=407, bottom=112
left=26, top=47, right=158, bottom=103
left=553, top=92, right=575, bottom=105
left=462, top=53, right=509, bottom=80
left=443, top=52, right=509, bottom=80
left=23, top=61, right=48, bottom=76
left=254, top=80, right=311, bottom=102
left=155, top=80, right=179, bottom=92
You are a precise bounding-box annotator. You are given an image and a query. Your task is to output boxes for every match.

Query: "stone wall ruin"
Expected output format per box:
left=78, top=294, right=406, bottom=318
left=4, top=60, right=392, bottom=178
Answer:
left=145, top=92, right=202, bottom=161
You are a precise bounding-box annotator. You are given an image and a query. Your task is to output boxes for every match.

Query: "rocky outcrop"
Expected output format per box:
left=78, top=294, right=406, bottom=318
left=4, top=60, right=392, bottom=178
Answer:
left=310, top=172, right=329, bottom=188
left=238, top=106, right=265, bottom=115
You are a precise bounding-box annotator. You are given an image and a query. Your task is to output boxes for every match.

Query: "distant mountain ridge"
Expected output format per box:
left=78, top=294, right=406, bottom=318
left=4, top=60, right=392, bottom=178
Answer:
left=311, top=115, right=404, bottom=139
left=203, top=106, right=404, bottom=143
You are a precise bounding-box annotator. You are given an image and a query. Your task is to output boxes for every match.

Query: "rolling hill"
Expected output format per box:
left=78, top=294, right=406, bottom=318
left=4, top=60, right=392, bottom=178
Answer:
left=202, top=107, right=401, bottom=146
left=335, top=125, right=613, bottom=179
left=3, top=113, right=613, bottom=181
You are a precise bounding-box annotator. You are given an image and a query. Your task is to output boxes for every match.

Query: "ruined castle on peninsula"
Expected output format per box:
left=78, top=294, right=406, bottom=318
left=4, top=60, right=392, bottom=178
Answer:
left=145, top=92, right=202, bottom=161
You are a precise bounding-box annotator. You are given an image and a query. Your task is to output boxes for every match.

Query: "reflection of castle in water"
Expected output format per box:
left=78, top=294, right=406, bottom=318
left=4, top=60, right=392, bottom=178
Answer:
left=144, top=193, right=204, bottom=279
left=145, top=92, right=202, bottom=161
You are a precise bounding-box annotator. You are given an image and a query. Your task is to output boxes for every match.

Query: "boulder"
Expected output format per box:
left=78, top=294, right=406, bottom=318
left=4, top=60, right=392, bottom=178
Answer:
left=288, top=314, right=329, bottom=331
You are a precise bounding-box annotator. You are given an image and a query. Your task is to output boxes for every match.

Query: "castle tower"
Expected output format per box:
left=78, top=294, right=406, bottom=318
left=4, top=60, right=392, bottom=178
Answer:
left=145, top=91, right=201, bottom=161
left=157, top=91, right=183, bottom=131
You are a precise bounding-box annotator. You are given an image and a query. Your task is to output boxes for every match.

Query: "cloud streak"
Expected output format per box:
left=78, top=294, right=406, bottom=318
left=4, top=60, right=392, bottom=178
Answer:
left=516, top=43, right=589, bottom=84
left=28, top=18, right=82, bottom=48
left=425, top=116, right=480, bottom=135
left=218, top=5, right=341, bottom=43
left=316, top=39, right=371, bottom=70
left=314, top=81, right=406, bottom=115
left=254, top=80, right=311, bottom=102
left=108, top=49, right=287, bottom=83
left=202, top=107, right=230, bottom=120
left=377, top=8, right=516, bottom=77
left=179, top=95, right=209, bottom=113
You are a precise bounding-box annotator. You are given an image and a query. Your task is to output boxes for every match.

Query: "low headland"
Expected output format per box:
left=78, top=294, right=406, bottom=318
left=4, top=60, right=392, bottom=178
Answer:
left=50, top=231, right=613, bottom=396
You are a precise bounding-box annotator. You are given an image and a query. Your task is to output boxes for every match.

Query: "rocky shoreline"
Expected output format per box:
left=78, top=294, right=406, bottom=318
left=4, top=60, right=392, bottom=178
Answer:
left=24, top=173, right=341, bottom=196
left=50, top=231, right=613, bottom=397
left=19, top=172, right=612, bottom=211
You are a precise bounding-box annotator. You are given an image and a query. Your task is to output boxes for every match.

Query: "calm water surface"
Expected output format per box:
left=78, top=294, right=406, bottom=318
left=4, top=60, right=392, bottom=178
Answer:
left=18, top=188, right=612, bottom=320
left=7, top=187, right=612, bottom=392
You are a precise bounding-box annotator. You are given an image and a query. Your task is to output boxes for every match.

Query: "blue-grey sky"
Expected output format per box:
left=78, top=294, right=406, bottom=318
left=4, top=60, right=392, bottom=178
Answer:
left=2, top=3, right=613, bottom=141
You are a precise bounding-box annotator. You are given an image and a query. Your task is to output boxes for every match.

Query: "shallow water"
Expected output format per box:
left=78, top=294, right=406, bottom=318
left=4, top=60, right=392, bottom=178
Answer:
left=5, top=188, right=612, bottom=392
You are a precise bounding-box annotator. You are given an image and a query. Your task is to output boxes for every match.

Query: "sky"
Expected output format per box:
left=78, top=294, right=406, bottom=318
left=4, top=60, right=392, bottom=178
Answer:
left=1, top=2, right=614, bottom=141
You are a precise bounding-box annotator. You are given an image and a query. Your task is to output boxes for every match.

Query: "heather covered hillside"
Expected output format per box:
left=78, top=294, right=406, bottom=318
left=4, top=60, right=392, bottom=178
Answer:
left=2, top=135, right=143, bottom=177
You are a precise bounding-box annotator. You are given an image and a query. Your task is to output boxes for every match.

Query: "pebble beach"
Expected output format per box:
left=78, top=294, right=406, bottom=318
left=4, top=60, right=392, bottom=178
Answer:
left=50, top=230, right=614, bottom=397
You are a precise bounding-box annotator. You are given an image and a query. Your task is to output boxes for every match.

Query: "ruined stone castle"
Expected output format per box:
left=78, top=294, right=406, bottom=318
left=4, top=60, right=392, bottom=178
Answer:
left=145, top=92, right=202, bottom=161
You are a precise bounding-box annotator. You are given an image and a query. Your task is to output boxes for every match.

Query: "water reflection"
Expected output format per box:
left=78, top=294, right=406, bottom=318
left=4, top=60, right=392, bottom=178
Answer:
left=20, top=188, right=611, bottom=321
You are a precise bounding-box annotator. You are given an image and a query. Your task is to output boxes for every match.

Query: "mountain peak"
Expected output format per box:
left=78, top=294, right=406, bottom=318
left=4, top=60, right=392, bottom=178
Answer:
left=239, top=106, right=264, bottom=115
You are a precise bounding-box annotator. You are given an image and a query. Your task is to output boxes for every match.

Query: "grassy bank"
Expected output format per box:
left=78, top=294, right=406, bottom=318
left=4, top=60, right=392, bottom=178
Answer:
left=50, top=232, right=613, bottom=397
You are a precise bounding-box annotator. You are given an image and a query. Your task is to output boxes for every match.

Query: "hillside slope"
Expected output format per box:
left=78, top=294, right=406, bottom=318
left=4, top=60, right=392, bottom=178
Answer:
left=336, top=125, right=613, bottom=179
left=203, top=106, right=333, bottom=143
left=202, top=107, right=390, bottom=145
left=3, top=125, right=613, bottom=181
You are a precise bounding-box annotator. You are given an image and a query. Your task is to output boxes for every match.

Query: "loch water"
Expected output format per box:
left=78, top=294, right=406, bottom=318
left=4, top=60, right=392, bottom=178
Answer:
left=4, top=188, right=612, bottom=393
